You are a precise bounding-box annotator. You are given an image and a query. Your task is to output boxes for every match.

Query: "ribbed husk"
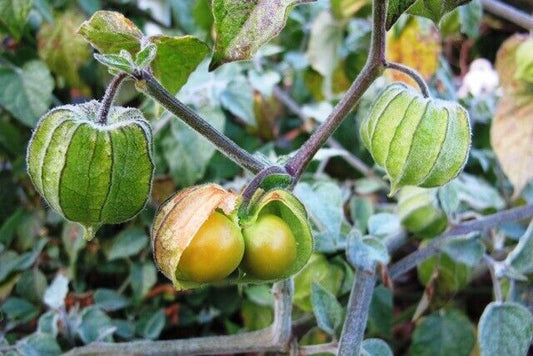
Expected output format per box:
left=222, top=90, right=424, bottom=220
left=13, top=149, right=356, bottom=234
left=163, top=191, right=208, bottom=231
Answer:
left=238, top=189, right=314, bottom=282
left=360, top=83, right=471, bottom=196
left=26, top=101, right=153, bottom=240
left=151, top=184, right=239, bottom=290
left=397, top=186, right=447, bottom=239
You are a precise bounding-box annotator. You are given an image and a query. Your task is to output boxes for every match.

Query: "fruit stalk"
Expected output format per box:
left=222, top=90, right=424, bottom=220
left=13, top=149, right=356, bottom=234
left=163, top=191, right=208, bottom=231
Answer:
left=97, top=72, right=128, bottom=124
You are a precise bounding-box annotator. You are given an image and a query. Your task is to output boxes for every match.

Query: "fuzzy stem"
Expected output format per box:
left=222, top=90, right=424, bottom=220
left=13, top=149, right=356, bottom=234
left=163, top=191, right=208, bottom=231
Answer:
left=135, top=70, right=267, bottom=174
left=385, top=62, right=431, bottom=98
left=338, top=265, right=377, bottom=356
left=97, top=73, right=128, bottom=125
left=284, top=0, right=388, bottom=181
left=389, top=204, right=533, bottom=280
left=483, top=255, right=503, bottom=302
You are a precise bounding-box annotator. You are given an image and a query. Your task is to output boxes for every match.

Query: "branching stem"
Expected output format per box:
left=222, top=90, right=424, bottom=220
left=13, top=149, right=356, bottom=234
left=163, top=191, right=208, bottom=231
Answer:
left=97, top=73, right=128, bottom=125
left=284, top=0, right=388, bottom=181
left=389, top=204, right=533, bottom=280
left=134, top=70, right=267, bottom=174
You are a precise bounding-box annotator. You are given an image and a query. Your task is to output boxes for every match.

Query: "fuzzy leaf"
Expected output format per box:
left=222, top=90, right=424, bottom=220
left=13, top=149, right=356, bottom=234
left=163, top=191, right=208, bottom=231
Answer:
left=0, top=0, right=33, bottom=40
left=478, top=302, right=533, bottom=356
left=210, top=0, right=308, bottom=70
left=506, top=221, right=533, bottom=274
left=78, top=10, right=142, bottom=54
left=311, top=282, right=343, bottom=336
left=408, top=0, right=472, bottom=25
left=149, top=35, right=209, bottom=94
left=0, top=60, right=54, bottom=127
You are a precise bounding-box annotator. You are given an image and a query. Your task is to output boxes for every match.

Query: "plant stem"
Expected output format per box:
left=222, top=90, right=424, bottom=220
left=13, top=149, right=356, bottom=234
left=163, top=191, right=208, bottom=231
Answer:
left=299, top=342, right=338, bottom=355
left=385, top=62, right=431, bottom=98
left=389, top=204, right=533, bottom=280
left=272, top=86, right=379, bottom=180
left=338, top=265, right=377, bottom=356
left=135, top=70, right=267, bottom=174
left=481, top=0, right=533, bottom=30
left=97, top=73, right=128, bottom=125
left=241, top=165, right=290, bottom=207
left=284, top=0, right=388, bottom=181
left=483, top=255, right=503, bottom=302
left=65, top=280, right=293, bottom=356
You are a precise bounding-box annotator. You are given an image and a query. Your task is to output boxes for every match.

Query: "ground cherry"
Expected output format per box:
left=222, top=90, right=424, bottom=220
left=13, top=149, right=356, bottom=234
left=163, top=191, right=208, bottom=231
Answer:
left=241, top=214, right=297, bottom=280
left=176, top=211, right=244, bottom=283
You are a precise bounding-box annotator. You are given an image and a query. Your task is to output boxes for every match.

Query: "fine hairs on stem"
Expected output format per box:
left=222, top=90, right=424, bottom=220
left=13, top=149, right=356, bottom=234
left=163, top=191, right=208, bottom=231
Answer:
left=97, top=72, right=128, bottom=125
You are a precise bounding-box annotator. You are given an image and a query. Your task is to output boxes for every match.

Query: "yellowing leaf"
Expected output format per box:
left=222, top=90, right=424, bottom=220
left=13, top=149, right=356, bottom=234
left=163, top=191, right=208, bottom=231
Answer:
left=210, top=0, right=304, bottom=70
left=331, top=0, right=369, bottom=19
left=38, top=11, right=91, bottom=93
left=492, top=35, right=533, bottom=199
left=386, top=18, right=441, bottom=89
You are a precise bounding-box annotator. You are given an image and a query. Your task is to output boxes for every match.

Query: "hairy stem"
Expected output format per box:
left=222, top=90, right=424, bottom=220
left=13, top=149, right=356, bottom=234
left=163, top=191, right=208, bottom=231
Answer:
left=135, top=70, right=267, bottom=174
left=97, top=73, right=128, bottom=125
left=338, top=265, right=377, bottom=356
left=483, top=255, right=503, bottom=303
left=385, top=62, right=431, bottom=98
left=284, top=0, right=388, bottom=181
left=481, top=0, right=533, bottom=30
left=389, top=204, right=533, bottom=280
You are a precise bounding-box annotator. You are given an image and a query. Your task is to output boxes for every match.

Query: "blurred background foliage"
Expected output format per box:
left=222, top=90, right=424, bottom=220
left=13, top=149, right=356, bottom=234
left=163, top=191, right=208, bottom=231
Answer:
left=0, top=0, right=533, bottom=355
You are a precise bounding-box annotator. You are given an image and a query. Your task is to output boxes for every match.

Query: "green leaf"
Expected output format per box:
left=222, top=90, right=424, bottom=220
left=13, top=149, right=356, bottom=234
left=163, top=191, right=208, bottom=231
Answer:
left=17, top=333, right=61, bottom=356
left=135, top=310, right=166, bottom=339
left=507, top=221, right=533, bottom=274
left=94, top=53, right=134, bottom=74
left=387, top=0, right=417, bottom=29
left=347, top=232, right=390, bottom=270
left=0, top=60, right=54, bottom=127
left=130, top=261, right=157, bottom=302
left=368, top=285, right=393, bottom=336
left=478, top=302, right=533, bottom=356
left=306, top=11, right=343, bottom=89
left=244, top=285, right=274, bottom=307
left=311, top=282, right=344, bottom=336
left=161, top=106, right=225, bottom=186
left=0, top=0, right=33, bottom=40
left=149, top=35, right=209, bottom=94
left=440, top=234, right=485, bottom=267
left=220, top=77, right=255, bottom=125
left=43, top=274, right=68, bottom=310
left=15, top=269, right=47, bottom=304
left=408, top=0, right=472, bottom=26
left=37, top=311, right=59, bottom=336
left=134, top=43, right=157, bottom=68
left=362, top=338, right=394, bottom=356
left=294, top=181, right=344, bottom=252
left=418, top=251, right=472, bottom=294
left=94, top=289, right=130, bottom=311
left=368, top=213, right=400, bottom=238
left=1, top=297, right=39, bottom=322
left=77, top=10, right=142, bottom=54
left=107, top=227, right=148, bottom=261
left=37, top=10, right=91, bottom=90
left=210, top=0, right=307, bottom=70
left=411, top=310, right=475, bottom=356
left=77, top=307, right=114, bottom=344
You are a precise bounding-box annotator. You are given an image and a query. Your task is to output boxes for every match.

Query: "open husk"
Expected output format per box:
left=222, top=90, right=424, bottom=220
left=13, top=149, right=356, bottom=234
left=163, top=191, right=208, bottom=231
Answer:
left=151, top=184, right=239, bottom=289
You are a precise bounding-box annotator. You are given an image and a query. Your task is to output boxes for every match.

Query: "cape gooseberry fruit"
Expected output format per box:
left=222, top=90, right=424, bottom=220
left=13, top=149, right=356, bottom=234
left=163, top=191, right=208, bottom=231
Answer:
left=151, top=184, right=244, bottom=289
left=176, top=211, right=244, bottom=283
left=360, top=83, right=471, bottom=196
left=238, top=189, right=314, bottom=281
left=27, top=101, right=153, bottom=240
left=397, top=186, right=447, bottom=239
left=241, top=214, right=297, bottom=280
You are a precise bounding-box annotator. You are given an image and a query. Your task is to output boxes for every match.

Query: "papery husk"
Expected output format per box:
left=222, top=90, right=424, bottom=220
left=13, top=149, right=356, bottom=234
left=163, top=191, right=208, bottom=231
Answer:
left=151, top=184, right=239, bottom=289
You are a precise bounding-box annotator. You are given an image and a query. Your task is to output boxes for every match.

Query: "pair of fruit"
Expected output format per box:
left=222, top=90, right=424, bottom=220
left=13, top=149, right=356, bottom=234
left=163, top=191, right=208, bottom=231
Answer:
left=151, top=184, right=313, bottom=290
left=27, top=101, right=313, bottom=290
